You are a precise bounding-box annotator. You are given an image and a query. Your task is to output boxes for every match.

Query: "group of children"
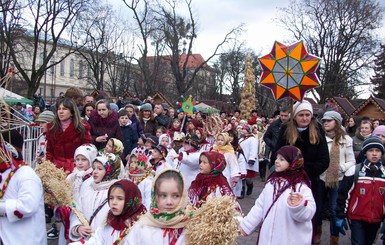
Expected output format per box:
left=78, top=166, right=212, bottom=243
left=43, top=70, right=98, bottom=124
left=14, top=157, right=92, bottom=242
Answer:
left=3, top=108, right=385, bottom=244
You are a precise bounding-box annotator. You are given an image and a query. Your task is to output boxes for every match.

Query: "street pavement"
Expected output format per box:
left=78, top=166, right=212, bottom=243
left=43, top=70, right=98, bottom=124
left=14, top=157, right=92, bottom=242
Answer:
left=48, top=176, right=383, bottom=245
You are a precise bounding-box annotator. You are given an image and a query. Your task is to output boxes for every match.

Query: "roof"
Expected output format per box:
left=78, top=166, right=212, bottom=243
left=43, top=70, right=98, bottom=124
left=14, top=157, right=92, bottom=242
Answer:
left=152, top=92, right=173, bottom=109
left=326, top=97, right=356, bottom=116
left=352, top=96, right=385, bottom=119
left=147, top=54, right=208, bottom=69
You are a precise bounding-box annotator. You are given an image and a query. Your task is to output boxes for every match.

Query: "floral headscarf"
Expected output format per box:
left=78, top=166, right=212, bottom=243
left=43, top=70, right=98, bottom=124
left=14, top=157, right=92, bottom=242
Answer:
left=107, top=179, right=146, bottom=230
left=110, top=138, right=124, bottom=155
left=200, top=151, right=226, bottom=176
left=139, top=169, right=189, bottom=229
left=94, top=153, right=121, bottom=181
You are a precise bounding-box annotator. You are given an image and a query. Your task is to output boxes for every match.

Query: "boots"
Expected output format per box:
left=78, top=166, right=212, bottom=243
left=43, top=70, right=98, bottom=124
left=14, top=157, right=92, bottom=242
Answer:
left=312, top=225, right=322, bottom=245
left=246, top=178, right=253, bottom=196
left=330, top=235, right=339, bottom=245
left=238, top=186, right=245, bottom=199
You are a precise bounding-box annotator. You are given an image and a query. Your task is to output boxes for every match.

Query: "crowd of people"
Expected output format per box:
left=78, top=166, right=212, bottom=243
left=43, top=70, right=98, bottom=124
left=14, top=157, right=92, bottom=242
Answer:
left=1, top=87, right=385, bottom=245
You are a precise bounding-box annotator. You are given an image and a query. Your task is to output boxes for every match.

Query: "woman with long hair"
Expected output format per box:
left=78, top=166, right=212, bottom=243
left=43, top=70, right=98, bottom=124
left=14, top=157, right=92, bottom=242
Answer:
left=272, top=100, right=329, bottom=245
left=46, top=98, right=92, bottom=174
left=138, top=103, right=156, bottom=135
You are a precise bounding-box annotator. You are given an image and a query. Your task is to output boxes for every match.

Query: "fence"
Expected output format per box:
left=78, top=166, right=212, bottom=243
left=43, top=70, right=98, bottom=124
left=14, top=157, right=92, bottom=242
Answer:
left=15, top=124, right=42, bottom=169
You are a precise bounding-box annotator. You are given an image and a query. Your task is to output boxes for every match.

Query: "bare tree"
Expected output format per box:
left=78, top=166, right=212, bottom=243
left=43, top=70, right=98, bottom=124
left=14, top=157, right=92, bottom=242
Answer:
left=72, top=1, right=128, bottom=93
left=153, top=0, right=243, bottom=98
left=278, top=0, right=384, bottom=103
left=0, top=0, right=88, bottom=98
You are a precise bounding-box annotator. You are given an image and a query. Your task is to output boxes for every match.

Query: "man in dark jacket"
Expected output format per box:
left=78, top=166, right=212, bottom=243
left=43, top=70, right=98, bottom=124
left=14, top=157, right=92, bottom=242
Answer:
left=154, top=103, right=171, bottom=129
left=264, top=106, right=290, bottom=169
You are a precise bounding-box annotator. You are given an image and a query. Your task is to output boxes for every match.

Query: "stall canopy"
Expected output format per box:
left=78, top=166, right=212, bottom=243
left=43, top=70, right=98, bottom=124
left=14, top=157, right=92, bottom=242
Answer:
left=0, top=87, right=33, bottom=105
left=195, top=102, right=220, bottom=114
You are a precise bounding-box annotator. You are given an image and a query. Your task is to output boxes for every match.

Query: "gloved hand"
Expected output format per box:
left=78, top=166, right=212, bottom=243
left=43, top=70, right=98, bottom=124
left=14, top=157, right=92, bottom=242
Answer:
left=380, top=218, right=385, bottom=239
left=247, top=160, right=255, bottom=166
left=335, top=218, right=348, bottom=236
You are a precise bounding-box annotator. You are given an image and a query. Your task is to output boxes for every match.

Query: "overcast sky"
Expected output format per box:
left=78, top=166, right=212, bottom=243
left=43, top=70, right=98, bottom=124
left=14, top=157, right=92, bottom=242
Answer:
left=113, top=0, right=385, bottom=60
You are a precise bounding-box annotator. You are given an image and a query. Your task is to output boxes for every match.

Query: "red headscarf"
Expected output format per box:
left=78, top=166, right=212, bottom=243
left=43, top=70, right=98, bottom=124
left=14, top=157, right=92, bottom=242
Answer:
left=107, top=179, right=146, bottom=230
left=188, top=152, right=234, bottom=208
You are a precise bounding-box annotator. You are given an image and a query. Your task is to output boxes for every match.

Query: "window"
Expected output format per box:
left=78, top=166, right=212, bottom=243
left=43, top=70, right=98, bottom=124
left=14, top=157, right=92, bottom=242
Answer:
left=70, top=59, right=75, bottom=77
left=60, top=61, right=65, bottom=76
left=78, top=60, right=84, bottom=78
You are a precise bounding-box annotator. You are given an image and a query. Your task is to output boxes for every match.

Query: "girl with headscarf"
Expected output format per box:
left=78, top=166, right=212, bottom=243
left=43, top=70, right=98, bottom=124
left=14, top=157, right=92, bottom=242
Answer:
left=126, top=169, right=190, bottom=245
left=159, top=133, right=178, bottom=168
left=69, top=153, right=121, bottom=242
left=69, top=179, right=146, bottom=244
left=240, top=146, right=316, bottom=245
left=212, top=133, right=241, bottom=192
left=188, top=151, right=238, bottom=209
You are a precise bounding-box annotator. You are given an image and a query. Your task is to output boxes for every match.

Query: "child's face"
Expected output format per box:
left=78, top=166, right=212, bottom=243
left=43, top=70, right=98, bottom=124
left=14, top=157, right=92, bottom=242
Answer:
left=39, top=121, right=49, bottom=133
left=195, top=130, right=202, bottom=139
left=75, top=154, right=90, bottom=171
left=129, top=156, right=138, bottom=171
left=173, top=120, right=181, bottom=128
left=152, top=149, right=162, bottom=160
left=119, top=115, right=129, bottom=126
left=275, top=154, right=290, bottom=172
left=199, top=155, right=211, bottom=174
left=104, top=140, right=114, bottom=153
left=365, top=148, right=382, bottom=163
left=160, top=137, right=169, bottom=147
left=144, top=142, right=154, bottom=150
left=156, top=129, right=163, bottom=138
left=92, top=161, right=106, bottom=183
left=183, top=142, right=193, bottom=151
left=156, top=179, right=182, bottom=212
left=216, top=135, right=225, bottom=146
left=109, top=187, right=125, bottom=216
left=322, top=119, right=336, bottom=132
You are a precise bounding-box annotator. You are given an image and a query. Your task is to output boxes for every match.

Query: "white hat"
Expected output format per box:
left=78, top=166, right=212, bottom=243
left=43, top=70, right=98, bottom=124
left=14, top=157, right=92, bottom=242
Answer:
left=74, top=144, right=98, bottom=165
left=293, top=100, right=313, bottom=118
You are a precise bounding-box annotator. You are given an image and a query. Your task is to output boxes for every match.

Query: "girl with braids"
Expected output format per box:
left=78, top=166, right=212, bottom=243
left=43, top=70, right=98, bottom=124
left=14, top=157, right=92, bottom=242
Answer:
left=46, top=97, right=92, bottom=174
left=69, top=153, right=121, bottom=242
left=69, top=179, right=146, bottom=245
left=240, top=146, right=316, bottom=244
left=127, top=169, right=190, bottom=245
left=318, top=111, right=355, bottom=245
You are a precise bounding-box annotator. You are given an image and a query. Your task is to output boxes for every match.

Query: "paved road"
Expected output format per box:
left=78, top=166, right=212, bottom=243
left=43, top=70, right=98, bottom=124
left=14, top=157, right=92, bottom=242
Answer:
left=48, top=176, right=383, bottom=245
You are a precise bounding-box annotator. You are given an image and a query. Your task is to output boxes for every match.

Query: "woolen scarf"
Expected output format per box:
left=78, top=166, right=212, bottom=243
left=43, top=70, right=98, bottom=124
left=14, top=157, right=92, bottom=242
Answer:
left=325, top=131, right=340, bottom=188
left=107, top=179, right=146, bottom=230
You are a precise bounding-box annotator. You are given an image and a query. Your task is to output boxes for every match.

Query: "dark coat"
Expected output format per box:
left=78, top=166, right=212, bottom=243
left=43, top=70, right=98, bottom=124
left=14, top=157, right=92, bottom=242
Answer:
left=121, top=124, right=139, bottom=159
left=88, top=110, right=123, bottom=150
left=46, top=121, right=92, bottom=173
left=140, top=118, right=156, bottom=135
left=272, top=122, right=330, bottom=185
left=263, top=118, right=283, bottom=151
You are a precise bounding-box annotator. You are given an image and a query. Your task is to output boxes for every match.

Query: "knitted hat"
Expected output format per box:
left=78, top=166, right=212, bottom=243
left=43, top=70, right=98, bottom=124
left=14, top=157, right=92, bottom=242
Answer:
left=293, top=100, right=313, bottom=118
left=35, top=110, right=55, bottom=123
left=200, top=151, right=226, bottom=175
left=373, top=125, right=385, bottom=137
left=190, top=118, right=203, bottom=128
left=74, top=144, right=98, bottom=165
left=241, top=125, right=250, bottom=132
left=361, top=136, right=385, bottom=156
left=322, top=110, right=342, bottom=124
left=110, top=103, right=119, bottom=112
left=153, top=145, right=168, bottom=159
left=276, top=145, right=304, bottom=171
left=144, top=135, right=159, bottom=146
left=110, top=138, right=124, bottom=155
left=183, top=135, right=200, bottom=149
left=140, top=103, right=153, bottom=112
left=94, top=153, right=121, bottom=181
